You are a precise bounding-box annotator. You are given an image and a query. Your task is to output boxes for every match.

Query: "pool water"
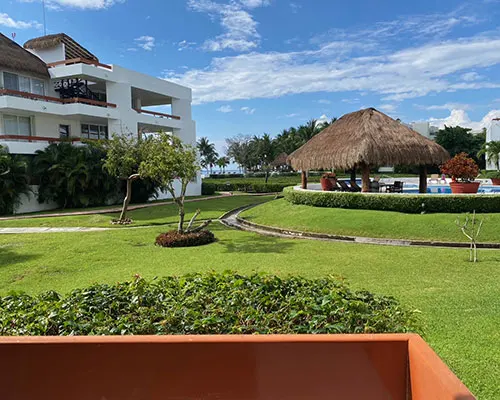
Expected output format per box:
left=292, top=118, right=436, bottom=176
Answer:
left=404, top=184, right=500, bottom=194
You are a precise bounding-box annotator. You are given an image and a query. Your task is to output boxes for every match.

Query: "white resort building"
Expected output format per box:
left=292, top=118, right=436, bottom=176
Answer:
left=0, top=33, right=200, bottom=211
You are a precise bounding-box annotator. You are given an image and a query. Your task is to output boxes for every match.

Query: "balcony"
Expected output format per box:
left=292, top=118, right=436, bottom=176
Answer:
left=47, top=58, right=113, bottom=71
left=134, top=107, right=183, bottom=131
left=0, top=89, right=116, bottom=108
left=0, top=135, right=85, bottom=154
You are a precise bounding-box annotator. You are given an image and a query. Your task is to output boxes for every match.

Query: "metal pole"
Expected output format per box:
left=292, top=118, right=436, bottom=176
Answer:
left=42, top=0, right=47, bottom=35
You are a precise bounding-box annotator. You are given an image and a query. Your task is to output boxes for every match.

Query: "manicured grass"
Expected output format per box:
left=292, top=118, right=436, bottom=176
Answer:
left=240, top=199, right=500, bottom=243
left=0, top=195, right=275, bottom=228
left=0, top=223, right=498, bottom=398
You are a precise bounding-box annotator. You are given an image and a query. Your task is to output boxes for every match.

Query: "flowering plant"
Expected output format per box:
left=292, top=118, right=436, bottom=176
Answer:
left=440, top=153, right=479, bottom=182
left=321, top=172, right=337, bottom=179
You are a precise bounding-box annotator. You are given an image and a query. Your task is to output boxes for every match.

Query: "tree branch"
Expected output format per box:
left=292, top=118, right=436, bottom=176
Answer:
left=187, top=219, right=212, bottom=233
left=186, top=209, right=201, bottom=231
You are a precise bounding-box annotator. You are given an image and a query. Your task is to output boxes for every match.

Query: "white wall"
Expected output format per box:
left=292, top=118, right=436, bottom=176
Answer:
left=154, top=177, right=202, bottom=200
left=486, top=120, right=500, bottom=170
left=14, top=186, right=58, bottom=214
left=27, top=44, right=65, bottom=64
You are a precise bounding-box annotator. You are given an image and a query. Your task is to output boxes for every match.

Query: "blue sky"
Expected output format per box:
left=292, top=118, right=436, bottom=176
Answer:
left=1, top=0, right=500, bottom=154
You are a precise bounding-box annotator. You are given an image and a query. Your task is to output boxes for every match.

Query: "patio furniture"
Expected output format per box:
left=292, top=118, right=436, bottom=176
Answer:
left=338, top=180, right=356, bottom=192
left=369, top=181, right=380, bottom=192
left=428, top=174, right=440, bottom=183
left=350, top=180, right=362, bottom=192
left=387, top=181, right=404, bottom=193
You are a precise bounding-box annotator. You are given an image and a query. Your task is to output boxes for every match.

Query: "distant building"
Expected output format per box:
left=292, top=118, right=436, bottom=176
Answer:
left=486, top=118, right=500, bottom=170
left=410, top=122, right=439, bottom=139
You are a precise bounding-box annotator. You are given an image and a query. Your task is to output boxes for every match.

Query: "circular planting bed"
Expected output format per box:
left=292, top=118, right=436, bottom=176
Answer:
left=155, top=230, right=216, bottom=248
left=284, top=186, right=500, bottom=213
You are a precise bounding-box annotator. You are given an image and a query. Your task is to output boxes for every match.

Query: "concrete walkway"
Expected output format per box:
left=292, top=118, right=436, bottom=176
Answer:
left=220, top=204, right=500, bottom=249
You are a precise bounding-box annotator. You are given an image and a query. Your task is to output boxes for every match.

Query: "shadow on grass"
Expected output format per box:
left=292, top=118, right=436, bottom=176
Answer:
left=0, top=248, right=40, bottom=267
left=218, top=234, right=296, bottom=254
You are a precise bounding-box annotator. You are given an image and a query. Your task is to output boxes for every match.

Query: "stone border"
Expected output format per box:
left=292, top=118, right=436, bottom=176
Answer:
left=222, top=204, right=500, bottom=249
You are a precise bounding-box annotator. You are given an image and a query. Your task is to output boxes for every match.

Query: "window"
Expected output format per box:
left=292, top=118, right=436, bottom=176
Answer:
left=81, top=123, right=108, bottom=140
left=3, top=114, right=32, bottom=136
left=59, top=125, right=70, bottom=139
left=2, top=72, right=45, bottom=95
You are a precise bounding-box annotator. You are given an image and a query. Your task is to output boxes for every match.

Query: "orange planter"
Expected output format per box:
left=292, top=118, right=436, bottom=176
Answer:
left=0, top=334, right=474, bottom=400
left=491, top=178, right=500, bottom=185
left=320, top=177, right=335, bottom=191
left=449, top=181, right=480, bottom=194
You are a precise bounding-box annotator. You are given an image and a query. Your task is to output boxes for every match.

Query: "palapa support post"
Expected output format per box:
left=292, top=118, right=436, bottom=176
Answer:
left=350, top=167, right=357, bottom=184
left=361, top=163, right=370, bottom=192
left=419, top=165, right=428, bottom=194
left=301, top=171, right=308, bottom=189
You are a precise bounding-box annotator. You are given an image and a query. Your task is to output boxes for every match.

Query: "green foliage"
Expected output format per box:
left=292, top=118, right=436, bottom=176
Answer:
left=435, top=125, right=485, bottom=168
left=484, top=170, right=500, bottom=179
left=201, top=182, right=217, bottom=195
left=197, top=137, right=219, bottom=173
left=155, top=230, right=215, bottom=247
left=33, top=142, right=119, bottom=209
left=103, top=134, right=145, bottom=180
left=284, top=186, right=500, bottom=213
left=0, top=146, right=30, bottom=215
left=478, top=140, right=500, bottom=171
left=205, top=180, right=289, bottom=193
left=0, top=272, right=415, bottom=335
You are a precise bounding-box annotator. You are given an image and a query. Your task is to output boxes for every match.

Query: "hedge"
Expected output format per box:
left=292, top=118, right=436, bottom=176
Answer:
left=0, top=272, right=415, bottom=336
left=203, top=181, right=288, bottom=193
left=284, top=187, right=500, bottom=213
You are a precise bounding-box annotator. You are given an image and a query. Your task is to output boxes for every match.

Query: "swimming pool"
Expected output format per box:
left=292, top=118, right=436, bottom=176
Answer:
left=404, top=184, right=500, bottom=194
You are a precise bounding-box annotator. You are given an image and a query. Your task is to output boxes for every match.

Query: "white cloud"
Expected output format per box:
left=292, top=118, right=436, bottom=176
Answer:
left=460, top=71, right=481, bottom=81
left=187, top=0, right=267, bottom=52
left=378, top=104, right=398, bottom=113
left=289, top=2, right=301, bottom=13
left=19, top=0, right=122, bottom=10
left=0, top=13, right=41, bottom=29
left=284, top=113, right=299, bottom=118
left=342, top=98, right=360, bottom=104
left=416, top=103, right=472, bottom=111
left=217, top=105, right=233, bottom=113
left=316, top=114, right=330, bottom=125
left=166, top=36, right=500, bottom=104
left=135, top=36, right=155, bottom=51
left=177, top=40, right=196, bottom=51
left=317, top=99, right=331, bottom=104
left=241, top=106, right=256, bottom=114
left=429, top=109, right=500, bottom=130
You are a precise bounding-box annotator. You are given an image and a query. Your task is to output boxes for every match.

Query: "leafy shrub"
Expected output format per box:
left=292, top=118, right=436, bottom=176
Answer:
left=440, top=153, right=479, bottom=182
left=284, top=187, right=500, bottom=213
left=155, top=230, right=215, bottom=247
left=201, top=182, right=217, bottom=195
left=203, top=180, right=293, bottom=193
left=208, top=173, right=244, bottom=179
left=0, top=146, right=31, bottom=215
left=483, top=170, right=500, bottom=179
left=0, top=272, right=416, bottom=336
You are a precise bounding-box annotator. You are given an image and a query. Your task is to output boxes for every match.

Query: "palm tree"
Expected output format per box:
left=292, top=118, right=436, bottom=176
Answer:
left=0, top=146, right=31, bottom=215
left=478, top=141, right=500, bottom=170
left=216, top=156, right=230, bottom=173
left=197, top=137, right=219, bottom=174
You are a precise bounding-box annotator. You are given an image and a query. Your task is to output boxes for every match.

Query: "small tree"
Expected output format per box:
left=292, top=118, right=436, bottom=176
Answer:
left=478, top=141, right=500, bottom=171
left=456, top=211, right=484, bottom=263
left=140, top=132, right=208, bottom=233
left=103, top=134, right=145, bottom=222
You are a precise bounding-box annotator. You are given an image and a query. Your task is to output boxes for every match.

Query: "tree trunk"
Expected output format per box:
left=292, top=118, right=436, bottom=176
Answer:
left=361, top=163, right=370, bottom=192
left=301, top=170, right=308, bottom=189
left=350, top=167, right=356, bottom=184
left=265, top=170, right=269, bottom=183
left=419, top=165, right=428, bottom=194
left=177, top=201, right=185, bottom=233
left=119, top=174, right=140, bottom=221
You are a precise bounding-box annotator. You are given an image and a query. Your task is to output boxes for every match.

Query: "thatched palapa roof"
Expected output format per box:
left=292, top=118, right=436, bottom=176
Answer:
left=288, top=108, right=449, bottom=170
left=24, top=33, right=98, bottom=62
left=271, top=152, right=289, bottom=167
left=0, top=33, right=49, bottom=80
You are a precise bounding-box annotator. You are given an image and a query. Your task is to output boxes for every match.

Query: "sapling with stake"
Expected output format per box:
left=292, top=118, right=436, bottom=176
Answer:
left=455, top=211, right=484, bottom=263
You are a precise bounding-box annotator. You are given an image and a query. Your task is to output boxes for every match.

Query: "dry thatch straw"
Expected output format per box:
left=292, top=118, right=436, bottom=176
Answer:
left=0, top=33, right=49, bottom=80
left=288, top=108, right=449, bottom=171
left=270, top=152, right=289, bottom=167
left=24, top=33, right=98, bottom=62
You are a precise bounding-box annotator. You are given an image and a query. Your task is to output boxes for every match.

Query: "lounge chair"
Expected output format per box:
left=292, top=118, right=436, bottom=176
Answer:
left=387, top=181, right=404, bottom=193
left=338, top=180, right=356, bottom=192
left=369, top=181, right=380, bottom=192
left=428, top=174, right=440, bottom=184
left=350, top=180, right=362, bottom=192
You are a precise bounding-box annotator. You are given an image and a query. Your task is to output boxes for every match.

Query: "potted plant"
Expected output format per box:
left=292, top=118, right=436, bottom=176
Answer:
left=440, top=153, right=480, bottom=194
left=478, top=141, right=500, bottom=185
left=485, top=171, right=500, bottom=185
left=320, top=172, right=337, bottom=191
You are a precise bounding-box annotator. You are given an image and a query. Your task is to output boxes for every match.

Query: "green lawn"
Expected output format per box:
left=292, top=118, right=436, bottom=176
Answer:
left=240, top=199, right=500, bottom=243
left=0, top=195, right=274, bottom=228
left=0, top=195, right=498, bottom=398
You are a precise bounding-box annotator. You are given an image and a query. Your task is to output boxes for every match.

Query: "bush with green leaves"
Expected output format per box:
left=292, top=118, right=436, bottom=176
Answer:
left=155, top=230, right=215, bottom=247
left=0, top=145, right=30, bottom=215
left=0, top=272, right=416, bottom=336
left=284, top=186, right=500, bottom=213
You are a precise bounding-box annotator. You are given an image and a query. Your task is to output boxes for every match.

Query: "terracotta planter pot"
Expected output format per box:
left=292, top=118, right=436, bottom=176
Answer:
left=0, top=334, right=474, bottom=400
left=449, top=181, right=480, bottom=194
left=320, top=177, right=335, bottom=191
left=491, top=178, right=500, bottom=186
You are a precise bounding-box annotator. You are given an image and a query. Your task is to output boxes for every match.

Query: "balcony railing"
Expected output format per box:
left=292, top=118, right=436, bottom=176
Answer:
left=46, top=58, right=113, bottom=70
left=0, top=135, right=82, bottom=143
left=133, top=108, right=181, bottom=120
left=0, top=89, right=117, bottom=108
